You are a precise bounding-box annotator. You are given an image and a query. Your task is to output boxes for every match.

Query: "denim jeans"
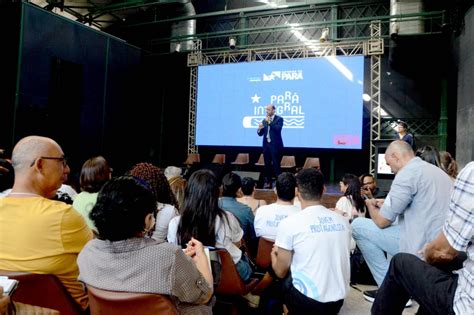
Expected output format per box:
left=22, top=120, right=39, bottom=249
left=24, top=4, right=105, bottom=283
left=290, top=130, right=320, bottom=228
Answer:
left=351, top=218, right=400, bottom=286
left=235, top=254, right=253, bottom=283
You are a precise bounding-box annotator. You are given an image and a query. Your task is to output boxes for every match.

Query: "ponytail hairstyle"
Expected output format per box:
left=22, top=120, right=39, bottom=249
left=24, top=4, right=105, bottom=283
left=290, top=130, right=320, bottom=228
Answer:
left=342, top=173, right=366, bottom=213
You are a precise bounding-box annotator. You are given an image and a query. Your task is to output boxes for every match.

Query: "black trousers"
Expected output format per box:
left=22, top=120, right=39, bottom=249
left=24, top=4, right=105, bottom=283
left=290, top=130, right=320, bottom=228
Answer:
left=282, top=275, right=343, bottom=315
left=372, top=253, right=459, bottom=315
left=263, top=142, right=282, bottom=181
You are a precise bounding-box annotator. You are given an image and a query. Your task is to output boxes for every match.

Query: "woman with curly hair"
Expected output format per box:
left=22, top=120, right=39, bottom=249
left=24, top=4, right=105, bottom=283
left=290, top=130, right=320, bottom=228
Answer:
left=78, top=176, right=213, bottom=314
left=128, top=162, right=179, bottom=241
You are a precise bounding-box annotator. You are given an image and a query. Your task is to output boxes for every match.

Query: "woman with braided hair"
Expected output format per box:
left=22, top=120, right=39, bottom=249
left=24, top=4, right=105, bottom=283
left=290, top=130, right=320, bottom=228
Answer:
left=128, top=162, right=179, bottom=242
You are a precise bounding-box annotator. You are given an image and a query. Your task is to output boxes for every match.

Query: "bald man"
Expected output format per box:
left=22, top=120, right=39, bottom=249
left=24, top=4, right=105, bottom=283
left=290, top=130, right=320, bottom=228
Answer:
left=0, top=136, right=92, bottom=309
left=351, top=140, right=453, bottom=303
left=257, top=104, right=284, bottom=189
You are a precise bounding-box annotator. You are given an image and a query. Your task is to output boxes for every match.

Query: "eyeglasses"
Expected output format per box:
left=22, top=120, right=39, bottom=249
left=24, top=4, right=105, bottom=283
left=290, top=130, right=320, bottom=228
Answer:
left=30, top=156, right=68, bottom=167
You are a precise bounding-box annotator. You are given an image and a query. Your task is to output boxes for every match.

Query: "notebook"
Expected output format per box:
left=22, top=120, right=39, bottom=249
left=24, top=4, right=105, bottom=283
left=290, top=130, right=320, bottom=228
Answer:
left=0, top=276, right=19, bottom=296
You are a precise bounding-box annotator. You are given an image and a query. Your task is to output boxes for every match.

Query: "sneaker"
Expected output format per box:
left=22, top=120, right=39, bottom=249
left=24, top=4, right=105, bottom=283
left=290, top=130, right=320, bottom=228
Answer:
left=242, top=292, right=260, bottom=308
left=363, top=289, right=377, bottom=303
left=363, top=289, right=412, bottom=308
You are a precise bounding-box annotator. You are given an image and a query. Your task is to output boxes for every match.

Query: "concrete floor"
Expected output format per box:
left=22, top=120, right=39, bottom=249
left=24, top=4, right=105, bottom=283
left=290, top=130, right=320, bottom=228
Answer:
left=340, top=284, right=419, bottom=315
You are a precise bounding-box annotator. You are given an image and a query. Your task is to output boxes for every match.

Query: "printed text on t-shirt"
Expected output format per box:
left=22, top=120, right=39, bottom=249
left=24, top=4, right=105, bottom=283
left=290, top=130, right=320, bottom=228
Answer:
left=309, top=216, right=345, bottom=233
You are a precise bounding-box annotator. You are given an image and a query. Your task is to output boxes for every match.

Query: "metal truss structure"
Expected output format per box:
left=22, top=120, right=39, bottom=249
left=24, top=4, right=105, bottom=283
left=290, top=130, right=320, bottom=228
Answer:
left=381, top=118, right=438, bottom=137
left=187, top=22, right=384, bottom=155
left=368, top=21, right=383, bottom=174
left=187, top=39, right=202, bottom=154
left=150, top=3, right=444, bottom=55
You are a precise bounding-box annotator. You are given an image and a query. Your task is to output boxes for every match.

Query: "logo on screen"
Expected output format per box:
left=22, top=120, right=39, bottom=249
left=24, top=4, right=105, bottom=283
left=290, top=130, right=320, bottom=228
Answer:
left=263, top=70, right=303, bottom=81
left=243, top=91, right=305, bottom=129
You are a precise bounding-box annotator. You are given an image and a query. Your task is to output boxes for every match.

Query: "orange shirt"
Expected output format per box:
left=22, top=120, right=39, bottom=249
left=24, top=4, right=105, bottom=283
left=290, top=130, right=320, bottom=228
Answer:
left=0, top=196, right=92, bottom=309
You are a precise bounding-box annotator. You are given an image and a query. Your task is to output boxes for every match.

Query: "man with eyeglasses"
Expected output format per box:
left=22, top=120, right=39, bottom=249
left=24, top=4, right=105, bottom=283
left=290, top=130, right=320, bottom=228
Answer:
left=0, top=136, right=92, bottom=310
left=359, top=173, right=386, bottom=199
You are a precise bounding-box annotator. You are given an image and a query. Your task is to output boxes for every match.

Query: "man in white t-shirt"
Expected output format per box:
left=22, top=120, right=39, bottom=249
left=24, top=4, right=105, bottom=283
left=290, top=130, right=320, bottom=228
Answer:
left=254, top=172, right=299, bottom=241
left=272, top=168, right=351, bottom=314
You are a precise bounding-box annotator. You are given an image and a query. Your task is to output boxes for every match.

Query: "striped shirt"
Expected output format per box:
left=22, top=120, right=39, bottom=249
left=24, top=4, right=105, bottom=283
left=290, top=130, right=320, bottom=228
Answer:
left=443, top=162, right=474, bottom=315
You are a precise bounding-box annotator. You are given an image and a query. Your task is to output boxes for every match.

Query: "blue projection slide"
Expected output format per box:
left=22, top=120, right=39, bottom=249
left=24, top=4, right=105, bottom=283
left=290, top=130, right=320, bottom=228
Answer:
left=196, top=56, right=364, bottom=149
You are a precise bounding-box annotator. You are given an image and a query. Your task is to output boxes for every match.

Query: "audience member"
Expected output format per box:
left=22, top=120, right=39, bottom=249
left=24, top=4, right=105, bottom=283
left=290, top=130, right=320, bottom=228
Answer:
left=360, top=173, right=386, bottom=199
left=352, top=140, right=453, bottom=303
left=168, top=175, right=186, bottom=211
left=219, top=172, right=256, bottom=240
left=0, top=136, right=92, bottom=309
left=0, top=287, right=9, bottom=315
left=0, top=158, right=14, bottom=197
left=372, top=162, right=473, bottom=315
left=416, top=145, right=443, bottom=168
left=129, top=162, right=179, bottom=241
left=395, top=120, right=416, bottom=150
left=335, top=173, right=366, bottom=219
left=272, top=168, right=351, bottom=315
left=254, top=172, right=298, bottom=241
left=440, top=151, right=459, bottom=179
left=78, top=176, right=213, bottom=314
left=167, top=169, right=253, bottom=282
left=237, top=177, right=267, bottom=215
left=164, top=166, right=182, bottom=180
left=73, top=156, right=112, bottom=232
left=59, top=183, right=78, bottom=199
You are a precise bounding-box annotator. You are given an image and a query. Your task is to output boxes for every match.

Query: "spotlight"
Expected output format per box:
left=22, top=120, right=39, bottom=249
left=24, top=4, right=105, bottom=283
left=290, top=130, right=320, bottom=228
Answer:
left=319, top=27, right=329, bottom=43
left=229, top=37, right=236, bottom=49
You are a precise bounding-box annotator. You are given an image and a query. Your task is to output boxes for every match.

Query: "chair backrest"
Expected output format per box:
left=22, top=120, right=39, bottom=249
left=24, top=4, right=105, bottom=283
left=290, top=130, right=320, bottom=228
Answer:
left=0, top=270, right=84, bottom=314
left=255, top=238, right=275, bottom=270
left=231, top=153, right=249, bottom=165
left=254, top=154, right=264, bottom=166
left=303, top=157, right=320, bottom=170
left=280, top=156, right=296, bottom=168
left=184, top=153, right=200, bottom=165
left=212, top=154, right=226, bottom=164
left=87, top=285, right=178, bottom=315
left=214, top=249, right=257, bottom=296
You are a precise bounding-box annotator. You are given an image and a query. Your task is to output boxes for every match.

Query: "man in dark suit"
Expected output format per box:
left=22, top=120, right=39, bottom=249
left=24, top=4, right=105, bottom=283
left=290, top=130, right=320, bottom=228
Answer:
left=257, top=104, right=284, bottom=189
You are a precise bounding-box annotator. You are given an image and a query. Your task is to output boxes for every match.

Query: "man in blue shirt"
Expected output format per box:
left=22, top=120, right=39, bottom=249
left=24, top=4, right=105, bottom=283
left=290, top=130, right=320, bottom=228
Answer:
left=395, top=120, right=416, bottom=151
left=352, top=140, right=453, bottom=302
left=372, top=162, right=473, bottom=315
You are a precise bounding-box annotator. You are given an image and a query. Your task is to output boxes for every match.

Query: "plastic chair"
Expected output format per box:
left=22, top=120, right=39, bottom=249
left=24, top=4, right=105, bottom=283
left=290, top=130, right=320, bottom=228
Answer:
left=0, top=270, right=84, bottom=314
left=214, top=249, right=259, bottom=296
left=250, top=238, right=276, bottom=296
left=231, top=153, right=249, bottom=166
left=302, top=157, right=320, bottom=170
left=86, top=285, right=178, bottom=315
left=212, top=154, right=226, bottom=164
left=255, top=238, right=275, bottom=270
left=280, top=156, right=296, bottom=171
left=254, top=154, right=264, bottom=166
left=184, top=153, right=200, bottom=166
left=213, top=249, right=259, bottom=315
